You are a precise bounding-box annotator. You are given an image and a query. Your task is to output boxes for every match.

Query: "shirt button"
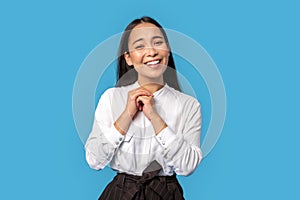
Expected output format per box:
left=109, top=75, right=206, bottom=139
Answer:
left=115, top=142, right=119, bottom=145
left=119, top=138, right=122, bottom=141
left=162, top=142, right=165, bottom=145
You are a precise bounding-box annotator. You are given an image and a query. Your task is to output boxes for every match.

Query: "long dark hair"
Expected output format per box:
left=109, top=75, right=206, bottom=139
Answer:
left=116, top=16, right=181, bottom=91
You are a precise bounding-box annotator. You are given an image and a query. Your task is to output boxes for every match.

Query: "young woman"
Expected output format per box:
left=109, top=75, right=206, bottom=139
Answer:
left=85, top=16, right=202, bottom=200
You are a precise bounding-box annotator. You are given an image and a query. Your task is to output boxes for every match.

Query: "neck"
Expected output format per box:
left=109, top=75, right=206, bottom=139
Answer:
left=138, top=77, right=165, bottom=93
left=140, top=83, right=164, bottom=93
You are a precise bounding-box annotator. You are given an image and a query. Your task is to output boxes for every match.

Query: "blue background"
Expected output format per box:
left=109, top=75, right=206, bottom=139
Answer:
left=1, top=0, right=299, bottom=199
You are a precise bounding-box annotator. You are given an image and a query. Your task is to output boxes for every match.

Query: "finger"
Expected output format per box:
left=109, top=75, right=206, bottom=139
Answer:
left=136, top=95, right=146, bottom=102
left=138, top=95, right=152, bottom=100
left=136, top=96, right=143, bottom=110
left=139, top=104, right=142, bottom=111
left=136, top=96, right=152, bottom=105
left=136, top=99, right=140, bottom=109
left=136, top=96, right=143, bottom=106
left=130, top=92, right=151, bottom=102
left=135, top=90, right=153, bottom=98
left=133, top=88, right=153, bottom=96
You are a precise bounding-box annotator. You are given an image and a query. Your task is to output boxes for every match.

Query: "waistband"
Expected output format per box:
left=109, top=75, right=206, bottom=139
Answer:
left=115, top=169, right=178, bottom=200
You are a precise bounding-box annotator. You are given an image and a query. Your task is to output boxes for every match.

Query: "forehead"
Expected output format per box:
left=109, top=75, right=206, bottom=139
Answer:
left=128, top=23, right=164, bottom=42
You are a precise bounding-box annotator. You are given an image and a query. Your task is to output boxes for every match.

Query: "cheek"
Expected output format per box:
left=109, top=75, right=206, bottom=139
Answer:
left=158, top=44, right=170, bottom=53
left=158, top=48, right=170, bottom=56
left=160, top=50, right=170, bottom=63
left=130, top=52, right=144, bottom=63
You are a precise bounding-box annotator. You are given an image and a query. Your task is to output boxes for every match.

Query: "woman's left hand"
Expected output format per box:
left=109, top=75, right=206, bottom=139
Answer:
left=136, top=95, right=156, bottom=120
left=137, top=95, right=167, bottom=134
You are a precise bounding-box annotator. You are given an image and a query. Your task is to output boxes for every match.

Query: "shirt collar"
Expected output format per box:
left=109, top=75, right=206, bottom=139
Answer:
left=132, top=81, right=168, bottom=98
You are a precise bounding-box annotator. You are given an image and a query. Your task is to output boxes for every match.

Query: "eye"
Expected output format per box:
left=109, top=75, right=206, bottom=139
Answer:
left=154, top=40, right=163, bottom=46
left=135, top=45, right=144, bottom=50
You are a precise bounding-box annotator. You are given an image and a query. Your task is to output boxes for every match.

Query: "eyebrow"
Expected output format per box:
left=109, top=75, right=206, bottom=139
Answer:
left=131, top=36, right=164, bottom=45
left=132, top=38, right=143, bottom=45
left=152, top=36, right=163, bottom=40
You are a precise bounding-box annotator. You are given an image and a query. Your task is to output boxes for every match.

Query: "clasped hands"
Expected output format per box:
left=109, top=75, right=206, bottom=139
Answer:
left=114, top=86, right=167, bottom=136
left=125, top=86, right=168, bottom=135
left=126, top=87, right=156, bottom=121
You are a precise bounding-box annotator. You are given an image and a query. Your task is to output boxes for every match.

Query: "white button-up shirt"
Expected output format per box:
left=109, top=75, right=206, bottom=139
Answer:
left=85, top=82, right=202, bottom=176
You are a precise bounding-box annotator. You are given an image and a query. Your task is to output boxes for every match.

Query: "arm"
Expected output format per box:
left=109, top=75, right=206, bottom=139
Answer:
left=85, top=90, right=125, bottom=170
left=155, top=99, right=202, bottom=176
left=85, top=87, right=153, bottom=170
left=138, top=93, right=202, bottom=176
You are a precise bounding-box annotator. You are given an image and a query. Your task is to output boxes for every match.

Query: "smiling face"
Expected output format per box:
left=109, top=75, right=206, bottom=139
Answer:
left=124, top=22, right=170, bottom=85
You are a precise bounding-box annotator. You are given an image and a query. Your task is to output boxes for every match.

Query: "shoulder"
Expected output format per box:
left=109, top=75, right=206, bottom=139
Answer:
left=99, top=83, right=136, bottom=100
left=165, top=85, right=201, bottom=109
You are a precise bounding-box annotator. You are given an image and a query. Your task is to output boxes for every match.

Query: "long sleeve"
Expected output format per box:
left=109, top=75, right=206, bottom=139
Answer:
left=84, top=83, right=202, bottom=176
left=85, top=89, right=125, bottom=170
left=155, top=98, right=202, bottom=176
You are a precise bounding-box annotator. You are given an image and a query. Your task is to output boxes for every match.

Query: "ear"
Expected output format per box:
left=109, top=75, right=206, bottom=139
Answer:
left=124, top=52, right=133, bottom=66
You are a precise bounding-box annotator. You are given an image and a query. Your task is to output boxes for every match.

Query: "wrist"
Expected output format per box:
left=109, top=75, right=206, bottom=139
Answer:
left=114, top=110, right=132, bottom=136
left=150, top=113, right=167, bottom=135
left=114, top=121, right=126, bottom=135
left=125, top=106, right=136, bottom=120
left=149, top=109, right=159, bottom=122
left=155, top=122, right=167, bottom=135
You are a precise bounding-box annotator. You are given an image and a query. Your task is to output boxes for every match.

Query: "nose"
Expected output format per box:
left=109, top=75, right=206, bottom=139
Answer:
left=145, top=45, right=158, bottom=57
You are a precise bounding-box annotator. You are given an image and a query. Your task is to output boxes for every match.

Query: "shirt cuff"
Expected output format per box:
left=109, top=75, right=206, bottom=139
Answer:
left=103, top=125, right=125, bottom=148
left=155, top=127, right=177, bottom=148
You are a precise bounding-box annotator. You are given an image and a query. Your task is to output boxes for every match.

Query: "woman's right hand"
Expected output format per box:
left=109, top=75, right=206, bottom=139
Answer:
left=114, top=87, right=153, bottom=136
left=126, top=87, right=153, bottom=119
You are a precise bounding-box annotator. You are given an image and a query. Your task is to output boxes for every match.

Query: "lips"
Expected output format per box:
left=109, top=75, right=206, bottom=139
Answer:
left=144, top=59, right=161, bottom=66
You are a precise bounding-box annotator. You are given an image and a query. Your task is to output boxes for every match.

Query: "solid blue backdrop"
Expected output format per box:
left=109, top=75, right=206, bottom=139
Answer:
left=0, top=0, right=299, bottom=199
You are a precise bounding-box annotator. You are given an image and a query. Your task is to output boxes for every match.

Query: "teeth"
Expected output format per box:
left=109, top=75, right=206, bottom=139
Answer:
left=147, top=60, right=160, bottom=65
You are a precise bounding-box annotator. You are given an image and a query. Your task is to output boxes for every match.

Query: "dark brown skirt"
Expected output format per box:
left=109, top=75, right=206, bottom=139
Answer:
left=98, top=170, right=184, bottom=200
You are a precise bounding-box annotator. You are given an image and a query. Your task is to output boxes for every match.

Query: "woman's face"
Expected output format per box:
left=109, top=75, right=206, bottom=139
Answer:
left=124, top=22, right=170, bottom=83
